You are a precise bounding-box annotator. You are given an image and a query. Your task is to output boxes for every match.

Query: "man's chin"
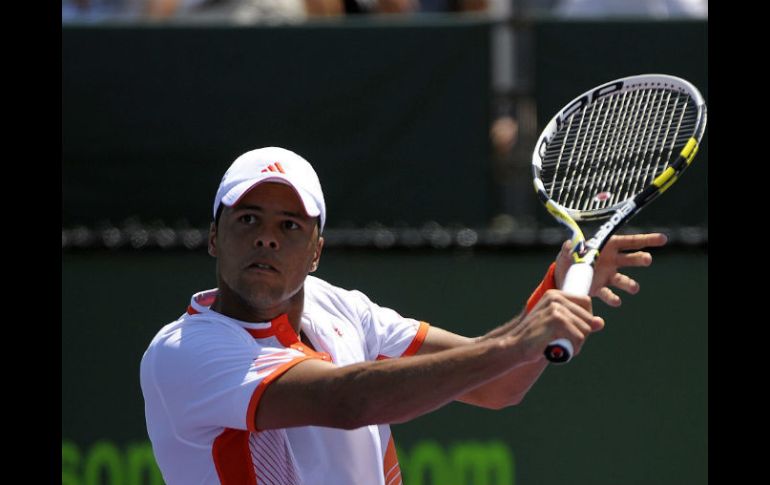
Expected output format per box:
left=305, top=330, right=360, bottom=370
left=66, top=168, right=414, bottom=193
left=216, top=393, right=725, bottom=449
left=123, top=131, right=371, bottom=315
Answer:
left=231, top=281, right=302, bottom=314
left=242, top=294, right=283, bottom=312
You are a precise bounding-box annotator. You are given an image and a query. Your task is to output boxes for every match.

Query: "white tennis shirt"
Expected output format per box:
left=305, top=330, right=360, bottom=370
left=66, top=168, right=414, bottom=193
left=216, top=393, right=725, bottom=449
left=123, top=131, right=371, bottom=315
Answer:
left=140, top=275, right=429, bottom=485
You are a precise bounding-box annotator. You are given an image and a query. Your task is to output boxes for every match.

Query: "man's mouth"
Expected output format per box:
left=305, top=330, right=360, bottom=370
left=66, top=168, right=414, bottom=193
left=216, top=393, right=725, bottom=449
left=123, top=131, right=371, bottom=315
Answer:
left=247, top=262, right=278, bottom=272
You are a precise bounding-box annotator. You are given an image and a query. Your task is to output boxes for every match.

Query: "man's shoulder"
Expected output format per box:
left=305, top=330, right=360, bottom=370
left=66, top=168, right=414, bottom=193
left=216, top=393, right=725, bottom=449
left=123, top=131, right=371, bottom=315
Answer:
left=304, top=275, right=375, bottom=317
left=305, top=275, right=371, bottom=303
left=141, top=312, right=271, bottom=382
left=146, top=312, right=252, bottom=356
left=305, top=274, right=343, bottom=294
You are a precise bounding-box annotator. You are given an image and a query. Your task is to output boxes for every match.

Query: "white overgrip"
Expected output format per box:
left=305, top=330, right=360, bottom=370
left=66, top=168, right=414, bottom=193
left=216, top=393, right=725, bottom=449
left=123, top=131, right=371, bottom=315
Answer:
left=545, top=262, right=594, bottom=363
left=561, top=262, right=594, bottom=296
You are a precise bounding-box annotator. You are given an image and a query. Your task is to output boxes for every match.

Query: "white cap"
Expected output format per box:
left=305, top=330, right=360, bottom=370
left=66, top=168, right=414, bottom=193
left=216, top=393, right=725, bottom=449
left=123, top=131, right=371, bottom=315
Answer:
left=213, top=147, right=326, bottom=231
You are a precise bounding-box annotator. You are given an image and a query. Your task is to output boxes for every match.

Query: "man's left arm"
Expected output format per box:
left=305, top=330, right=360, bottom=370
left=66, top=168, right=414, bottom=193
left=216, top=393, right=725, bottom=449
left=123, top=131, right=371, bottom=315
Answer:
left=415, top=233, right=668, bottom=409
left=414, top=324, right=546, bottom=409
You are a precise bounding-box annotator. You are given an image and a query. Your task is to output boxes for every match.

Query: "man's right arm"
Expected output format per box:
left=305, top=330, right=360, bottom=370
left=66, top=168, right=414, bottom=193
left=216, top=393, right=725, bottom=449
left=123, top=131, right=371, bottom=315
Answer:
left=255, top=290, right=602, bottom=431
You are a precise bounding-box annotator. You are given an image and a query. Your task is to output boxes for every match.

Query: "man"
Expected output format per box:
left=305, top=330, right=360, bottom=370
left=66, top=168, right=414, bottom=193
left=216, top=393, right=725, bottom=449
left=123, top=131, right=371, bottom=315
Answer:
left=140, top=146, right=666, bottom=485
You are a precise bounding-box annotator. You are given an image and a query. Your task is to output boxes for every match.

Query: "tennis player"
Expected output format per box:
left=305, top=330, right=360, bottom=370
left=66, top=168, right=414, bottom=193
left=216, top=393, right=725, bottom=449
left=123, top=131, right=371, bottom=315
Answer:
left=140, top=146, right=666, bottom=485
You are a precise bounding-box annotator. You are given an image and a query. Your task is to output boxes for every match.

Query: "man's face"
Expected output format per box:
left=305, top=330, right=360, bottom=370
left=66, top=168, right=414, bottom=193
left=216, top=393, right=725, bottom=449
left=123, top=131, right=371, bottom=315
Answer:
left=208, top=182, right=323, bottom=320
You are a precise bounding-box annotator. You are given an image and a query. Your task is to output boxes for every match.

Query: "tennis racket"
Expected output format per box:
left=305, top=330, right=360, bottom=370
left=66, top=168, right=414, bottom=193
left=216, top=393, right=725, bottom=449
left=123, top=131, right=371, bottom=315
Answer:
left=532, top=74, right=707, bottom=363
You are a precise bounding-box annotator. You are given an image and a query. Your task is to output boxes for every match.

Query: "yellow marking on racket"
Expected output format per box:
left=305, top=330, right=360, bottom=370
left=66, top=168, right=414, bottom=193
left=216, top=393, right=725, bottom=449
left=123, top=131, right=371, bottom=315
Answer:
left=545, top=201, right=590, bottom=263
left=681, top=138, right=699, bottom=165
left=654, top=138, right=700, bottom=192
left=653, top=167, right=677, bottom=192
left=571, top=251, right=586, bottom=264
left=545, top=201, right=582, bottom=235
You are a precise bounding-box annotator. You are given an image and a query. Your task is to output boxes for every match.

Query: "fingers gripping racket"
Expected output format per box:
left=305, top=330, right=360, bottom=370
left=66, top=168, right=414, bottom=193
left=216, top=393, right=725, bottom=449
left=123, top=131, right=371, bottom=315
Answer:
left=532, top=74, right=707, bottom=363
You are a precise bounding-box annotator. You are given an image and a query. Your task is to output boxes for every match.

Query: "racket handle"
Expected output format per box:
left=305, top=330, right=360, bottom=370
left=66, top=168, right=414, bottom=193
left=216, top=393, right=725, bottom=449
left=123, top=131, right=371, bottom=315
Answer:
left=561, top=262, right=594, bottom=296
left=545, top=338, right=574, bottom=363
left=544, top=263, right=593, bottom=363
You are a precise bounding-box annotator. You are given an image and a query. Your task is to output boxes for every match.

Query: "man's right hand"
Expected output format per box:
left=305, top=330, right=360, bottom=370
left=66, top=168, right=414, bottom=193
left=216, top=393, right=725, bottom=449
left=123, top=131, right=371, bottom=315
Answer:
left=507, top=289, right=605, bottom=364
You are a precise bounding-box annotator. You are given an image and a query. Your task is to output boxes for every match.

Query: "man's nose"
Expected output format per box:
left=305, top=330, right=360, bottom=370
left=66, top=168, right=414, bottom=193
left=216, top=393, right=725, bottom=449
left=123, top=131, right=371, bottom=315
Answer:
left=255, top=228, right=279, bottom=249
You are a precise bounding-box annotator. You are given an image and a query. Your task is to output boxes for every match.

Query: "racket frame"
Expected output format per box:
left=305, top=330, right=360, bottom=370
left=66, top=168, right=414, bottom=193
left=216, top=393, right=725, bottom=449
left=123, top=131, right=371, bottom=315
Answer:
left=531, top=74, right=707, bottom=362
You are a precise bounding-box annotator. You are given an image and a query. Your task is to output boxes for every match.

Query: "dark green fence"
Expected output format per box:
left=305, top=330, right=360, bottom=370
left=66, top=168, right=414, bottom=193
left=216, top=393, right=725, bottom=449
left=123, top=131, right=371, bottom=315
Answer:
left=63, top=18, right=707, bottom=231
left=62, top=20, right=492, bottom=228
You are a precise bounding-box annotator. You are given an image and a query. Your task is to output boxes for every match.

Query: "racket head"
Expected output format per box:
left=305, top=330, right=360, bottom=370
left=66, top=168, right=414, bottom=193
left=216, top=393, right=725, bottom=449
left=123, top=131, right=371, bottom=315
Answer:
left=532, top=74, right=707, bottom=223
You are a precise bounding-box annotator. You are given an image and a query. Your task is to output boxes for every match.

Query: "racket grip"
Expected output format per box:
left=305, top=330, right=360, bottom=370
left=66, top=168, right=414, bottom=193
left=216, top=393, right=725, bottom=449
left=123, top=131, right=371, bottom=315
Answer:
left=544, top=263, right=593, bottom=363
left=561, top=262, right=594, bottom=296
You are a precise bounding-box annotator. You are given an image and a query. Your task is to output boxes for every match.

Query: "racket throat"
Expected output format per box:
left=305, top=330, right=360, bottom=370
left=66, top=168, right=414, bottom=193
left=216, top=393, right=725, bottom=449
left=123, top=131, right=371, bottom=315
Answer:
left=587, top=199, right=637, bottom=249
left=573, top=246, right=599, bottom=266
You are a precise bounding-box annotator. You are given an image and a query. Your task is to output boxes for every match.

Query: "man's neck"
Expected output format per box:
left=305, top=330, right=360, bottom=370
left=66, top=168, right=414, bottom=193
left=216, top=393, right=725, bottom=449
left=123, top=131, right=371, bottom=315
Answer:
left=212, top=286, right=305, bottom=334
left=284, top=290, right=304, bottom=334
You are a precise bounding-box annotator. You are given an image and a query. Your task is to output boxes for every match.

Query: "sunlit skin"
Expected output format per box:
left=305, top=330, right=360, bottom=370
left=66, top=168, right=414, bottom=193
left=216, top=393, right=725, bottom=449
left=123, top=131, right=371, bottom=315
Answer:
left=208, top=182, right=324, bottom=331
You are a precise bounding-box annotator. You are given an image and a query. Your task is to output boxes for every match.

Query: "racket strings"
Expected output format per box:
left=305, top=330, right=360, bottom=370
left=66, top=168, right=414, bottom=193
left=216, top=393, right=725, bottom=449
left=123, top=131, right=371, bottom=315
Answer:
left=542, top=87, right=697, bottom=211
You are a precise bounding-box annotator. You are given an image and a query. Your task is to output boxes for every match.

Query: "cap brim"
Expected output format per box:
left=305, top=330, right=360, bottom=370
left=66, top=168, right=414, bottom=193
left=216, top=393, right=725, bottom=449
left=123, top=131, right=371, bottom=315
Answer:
left=221, top=175, right=322, bottom=219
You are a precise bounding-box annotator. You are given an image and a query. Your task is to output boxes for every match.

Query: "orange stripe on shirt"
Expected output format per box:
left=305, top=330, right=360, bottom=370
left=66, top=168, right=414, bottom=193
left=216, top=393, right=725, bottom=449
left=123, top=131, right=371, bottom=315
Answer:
left=383, top=435, right=402, bottom=485
left=212, top=429, right=256, bottom=485
left=525, top=262, right=557, bottom=314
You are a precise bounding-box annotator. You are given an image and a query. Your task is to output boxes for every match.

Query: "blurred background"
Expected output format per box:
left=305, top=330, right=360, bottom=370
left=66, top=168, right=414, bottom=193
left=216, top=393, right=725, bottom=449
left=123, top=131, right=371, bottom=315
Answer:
left=62, top=1, right=707, bottom=484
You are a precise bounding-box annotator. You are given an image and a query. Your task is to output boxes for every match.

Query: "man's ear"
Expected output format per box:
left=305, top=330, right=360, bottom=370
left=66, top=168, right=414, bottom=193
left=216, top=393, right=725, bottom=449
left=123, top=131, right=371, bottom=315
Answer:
left=310, top=236, right=324, bottom=272
left=208, top=222, right=217, bottom=257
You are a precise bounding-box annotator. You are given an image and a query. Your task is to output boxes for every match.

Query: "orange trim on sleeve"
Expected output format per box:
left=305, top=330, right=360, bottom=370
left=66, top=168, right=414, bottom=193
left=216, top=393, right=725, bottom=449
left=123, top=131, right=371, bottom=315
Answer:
left=401, top=321, right=430, bottom=357
left=290, top=341, right=333, bottom=363
left=525, top=262, right=557, bottom=314
left=246, top=356, right=317, bottom=432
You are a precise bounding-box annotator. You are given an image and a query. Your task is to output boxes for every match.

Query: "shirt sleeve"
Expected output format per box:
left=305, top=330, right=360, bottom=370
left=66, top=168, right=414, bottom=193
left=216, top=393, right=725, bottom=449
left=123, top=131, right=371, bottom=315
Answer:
left=144, top=323, right=316, bottom=439
left=348, top=290, right=430, bottom=361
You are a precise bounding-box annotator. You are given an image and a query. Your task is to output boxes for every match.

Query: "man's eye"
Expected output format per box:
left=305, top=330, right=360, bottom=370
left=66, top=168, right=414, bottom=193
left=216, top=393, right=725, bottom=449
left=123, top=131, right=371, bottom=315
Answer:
left=283, top=220, right=300, bottom=230
left=239, top=215, right=257, bottom=224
